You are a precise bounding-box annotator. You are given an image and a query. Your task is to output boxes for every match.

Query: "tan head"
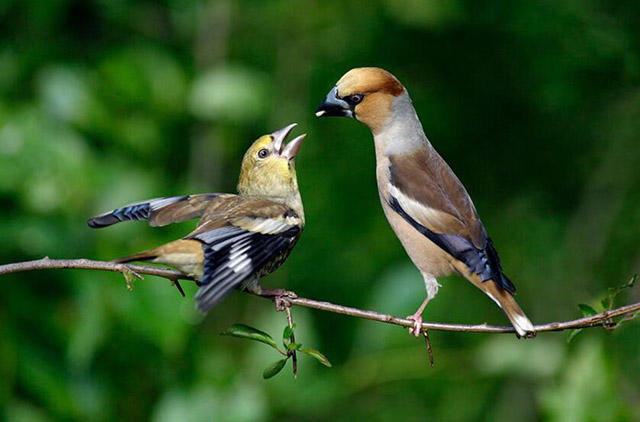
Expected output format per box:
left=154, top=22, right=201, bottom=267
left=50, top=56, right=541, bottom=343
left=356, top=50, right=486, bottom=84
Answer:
left=237, top=123, right=305, bottom=199
left=315, top=67, right=405, bottom=133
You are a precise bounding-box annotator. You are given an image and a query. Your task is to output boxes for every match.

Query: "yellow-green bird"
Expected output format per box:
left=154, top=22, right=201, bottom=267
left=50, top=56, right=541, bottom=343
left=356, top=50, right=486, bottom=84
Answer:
left=88, top=124, right=306, bottom=313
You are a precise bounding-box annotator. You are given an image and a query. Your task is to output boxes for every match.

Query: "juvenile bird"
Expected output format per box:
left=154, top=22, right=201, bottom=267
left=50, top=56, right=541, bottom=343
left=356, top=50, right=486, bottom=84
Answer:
left=316, top=68, right=535, bottom=338
left=88, top=124, right=306, bottom=313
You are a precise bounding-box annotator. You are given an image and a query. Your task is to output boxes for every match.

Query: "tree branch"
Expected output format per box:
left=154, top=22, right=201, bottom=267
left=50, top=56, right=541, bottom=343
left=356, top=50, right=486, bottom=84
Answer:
left=1, top=257, right=638, bottom=335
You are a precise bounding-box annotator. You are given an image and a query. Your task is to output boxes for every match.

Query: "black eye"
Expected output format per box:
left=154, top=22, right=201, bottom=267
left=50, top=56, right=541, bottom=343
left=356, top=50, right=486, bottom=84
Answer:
left=347, top=94, right=364, bottom=105
left=257, top=148, right=269, bottom=159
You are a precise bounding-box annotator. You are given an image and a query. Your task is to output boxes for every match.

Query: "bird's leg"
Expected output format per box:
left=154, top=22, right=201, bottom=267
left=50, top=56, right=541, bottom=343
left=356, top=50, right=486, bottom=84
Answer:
left=244, top=280, right=297, bottom=310
left=407, top=275, right=440, bottom=337
left=407, top=296, right=431, bottom=337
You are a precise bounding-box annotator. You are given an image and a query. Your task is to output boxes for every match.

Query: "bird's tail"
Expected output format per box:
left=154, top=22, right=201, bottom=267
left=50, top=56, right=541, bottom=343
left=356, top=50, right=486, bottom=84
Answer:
left=488, top=284, right=536, bottom=338
left=452, top=261, right=536, bottom=338
left=113, top=239, right=204, bottom=282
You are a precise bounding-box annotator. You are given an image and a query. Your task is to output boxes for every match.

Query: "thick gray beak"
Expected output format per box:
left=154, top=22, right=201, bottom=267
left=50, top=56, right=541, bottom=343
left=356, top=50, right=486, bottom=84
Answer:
left=315, top=86, right=353, bottom=118
left=282, top=134, right=306, bottom=160
left=270, top=123, right=297, bottom=153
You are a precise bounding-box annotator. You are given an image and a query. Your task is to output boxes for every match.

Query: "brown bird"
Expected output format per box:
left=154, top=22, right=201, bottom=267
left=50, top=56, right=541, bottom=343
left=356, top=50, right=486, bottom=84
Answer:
left=88, top=124, right=306, bottom=313
left=316, top=68, right=535, bottom=338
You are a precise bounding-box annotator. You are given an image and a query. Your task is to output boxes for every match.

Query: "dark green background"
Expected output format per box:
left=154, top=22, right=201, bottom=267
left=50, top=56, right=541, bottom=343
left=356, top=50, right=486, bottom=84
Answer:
left=1, top=1, right=639, bottom=420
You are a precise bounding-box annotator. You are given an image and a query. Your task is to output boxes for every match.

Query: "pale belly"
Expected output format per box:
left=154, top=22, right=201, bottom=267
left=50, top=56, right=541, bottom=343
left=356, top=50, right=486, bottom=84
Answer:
left=376, top=166, right=455, bottom=278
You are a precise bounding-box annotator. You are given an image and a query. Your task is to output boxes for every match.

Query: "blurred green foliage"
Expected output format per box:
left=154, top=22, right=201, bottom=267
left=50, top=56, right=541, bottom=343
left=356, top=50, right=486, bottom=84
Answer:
left=1, top=0, right=640, bottom=420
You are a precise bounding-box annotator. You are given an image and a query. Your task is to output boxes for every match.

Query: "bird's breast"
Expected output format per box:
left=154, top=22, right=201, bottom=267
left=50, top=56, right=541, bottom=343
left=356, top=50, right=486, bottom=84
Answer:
left=376, top=159, right=454, bottom=278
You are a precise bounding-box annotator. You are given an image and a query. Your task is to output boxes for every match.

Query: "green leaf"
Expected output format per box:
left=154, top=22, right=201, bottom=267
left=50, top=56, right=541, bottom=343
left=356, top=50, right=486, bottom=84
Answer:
left=262, top=358, right=288, bottom=379
left=300, top=348, right=332, bottom=367
left=578, top=304, right=598, bottom=316
left=601, top=275, right=638, bottom=310
left=287, top=342, right=301, bottom=351
left=567, top=328, right=583, bottom=343
left=283, top=324, right=296, bottom=341
left=220, top=324, right=279, bottom=350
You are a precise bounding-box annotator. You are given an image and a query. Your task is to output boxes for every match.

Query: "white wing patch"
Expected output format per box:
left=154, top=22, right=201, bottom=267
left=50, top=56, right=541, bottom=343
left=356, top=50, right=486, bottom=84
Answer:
left=233, top=215, right=300, bottom=234
left=388, top=184, right=464, bottom=234
left=227, top=239, right=252, bottom=271
left=191, top=222, right=301, bottom=314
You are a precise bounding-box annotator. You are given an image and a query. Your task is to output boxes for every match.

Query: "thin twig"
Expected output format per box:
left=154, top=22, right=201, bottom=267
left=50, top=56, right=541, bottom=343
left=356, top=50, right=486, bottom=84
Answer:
left=423, top=331, right=434, bottom=367
left=284, top=306, right=297, bottom=377
left=1, top=257, right=639, bottom=335
left=173, top=281, right=186, bottom=297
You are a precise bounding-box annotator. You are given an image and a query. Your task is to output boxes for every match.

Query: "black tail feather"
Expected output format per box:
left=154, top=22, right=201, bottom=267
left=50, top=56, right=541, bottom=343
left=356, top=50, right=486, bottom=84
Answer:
left=484, top=238, right=516, bottom=294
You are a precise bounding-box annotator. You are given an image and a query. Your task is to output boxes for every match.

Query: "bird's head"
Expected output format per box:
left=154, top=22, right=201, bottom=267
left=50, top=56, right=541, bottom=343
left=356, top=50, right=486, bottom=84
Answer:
left=315, top=67, right=405, bottom=133
left=238, top=123, right=305, bottom=199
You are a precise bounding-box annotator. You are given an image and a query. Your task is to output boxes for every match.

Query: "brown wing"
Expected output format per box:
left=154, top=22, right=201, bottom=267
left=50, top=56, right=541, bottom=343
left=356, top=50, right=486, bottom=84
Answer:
left=388, top=148, right=487, bottom=249
left=87, top=193, right=233, bottom=228
left=151, top=194, right=235, bottom=226
left=386, top=148, right=515, bottom=293
left=190, top=196, right=299, bottom=236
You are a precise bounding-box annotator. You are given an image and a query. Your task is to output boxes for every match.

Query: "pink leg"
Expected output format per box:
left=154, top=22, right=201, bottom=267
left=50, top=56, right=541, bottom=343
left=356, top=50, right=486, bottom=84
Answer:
left=407, top=296, right=431, bottom=337
left=253, top=287, right=297, bottom=310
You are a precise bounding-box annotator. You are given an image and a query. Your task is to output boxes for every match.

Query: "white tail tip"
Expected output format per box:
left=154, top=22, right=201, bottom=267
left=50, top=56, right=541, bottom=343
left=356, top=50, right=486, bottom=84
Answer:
left=512, top=313, right=536, bottom=338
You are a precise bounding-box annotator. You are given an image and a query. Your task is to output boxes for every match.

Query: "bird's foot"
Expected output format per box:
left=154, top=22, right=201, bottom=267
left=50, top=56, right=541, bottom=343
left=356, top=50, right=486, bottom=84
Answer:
left=258, top=288, right=298, bottom=311
left=407, top=312, right=423, bottom=337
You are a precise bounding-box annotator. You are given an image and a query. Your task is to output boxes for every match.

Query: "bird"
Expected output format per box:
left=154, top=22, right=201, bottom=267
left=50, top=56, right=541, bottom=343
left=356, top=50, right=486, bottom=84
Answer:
left=316, top=68, right=535, bottom=338
left=87, top=124, right=306, bottom=313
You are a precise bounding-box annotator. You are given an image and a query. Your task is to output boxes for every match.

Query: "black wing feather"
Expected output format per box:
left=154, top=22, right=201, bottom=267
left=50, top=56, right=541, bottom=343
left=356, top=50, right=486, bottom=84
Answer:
left=87, top=194, right=219, bottom=228
left=388, top=196, right=515, bottom=293
left=190, top=226, right=300, bottom=313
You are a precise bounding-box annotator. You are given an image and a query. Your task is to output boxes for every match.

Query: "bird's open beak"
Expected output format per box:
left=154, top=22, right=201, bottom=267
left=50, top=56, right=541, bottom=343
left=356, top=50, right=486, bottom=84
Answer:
left=270, top=123, right=306, bottom=160
left=271, top=123, right=297, bottom=153
left=315, top=86, right=353, bottom=118
left=282, top=134, right=306, bottom=160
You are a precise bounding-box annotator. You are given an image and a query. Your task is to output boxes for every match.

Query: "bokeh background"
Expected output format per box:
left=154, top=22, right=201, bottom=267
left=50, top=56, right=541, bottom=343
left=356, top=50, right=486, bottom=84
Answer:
left=2, top=1, right=640, bottom=420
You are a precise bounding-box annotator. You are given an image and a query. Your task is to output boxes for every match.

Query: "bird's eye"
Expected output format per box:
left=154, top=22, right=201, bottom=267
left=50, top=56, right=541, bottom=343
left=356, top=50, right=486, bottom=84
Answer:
left=257, top=148, right=269, bottom=159
left=347, top=94, right=364, bottom=105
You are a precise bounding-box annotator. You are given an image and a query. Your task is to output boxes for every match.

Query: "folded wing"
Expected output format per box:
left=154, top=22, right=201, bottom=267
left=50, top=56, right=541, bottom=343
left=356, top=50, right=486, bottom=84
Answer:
left=188, top=199, right=303, bottom=313
left=387, top=149, right=515, bottom=293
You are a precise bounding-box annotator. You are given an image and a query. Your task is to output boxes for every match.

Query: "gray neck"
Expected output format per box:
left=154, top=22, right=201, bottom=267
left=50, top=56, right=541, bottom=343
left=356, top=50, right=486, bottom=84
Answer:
left=373, top=91, right=429, bottom=158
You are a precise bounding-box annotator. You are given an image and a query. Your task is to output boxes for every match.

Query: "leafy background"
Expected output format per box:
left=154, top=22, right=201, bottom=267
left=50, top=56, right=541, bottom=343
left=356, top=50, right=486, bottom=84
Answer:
left=1, top=0, right=640, bottom=420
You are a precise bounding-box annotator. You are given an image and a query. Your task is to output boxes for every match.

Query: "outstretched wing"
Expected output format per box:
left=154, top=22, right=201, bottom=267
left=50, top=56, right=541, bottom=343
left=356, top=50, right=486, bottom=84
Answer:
left=188, top=200, right=303, bottom=313
left=386, top=148, right=514, bottom=293
left=87, top=193, right=230, bottom=228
